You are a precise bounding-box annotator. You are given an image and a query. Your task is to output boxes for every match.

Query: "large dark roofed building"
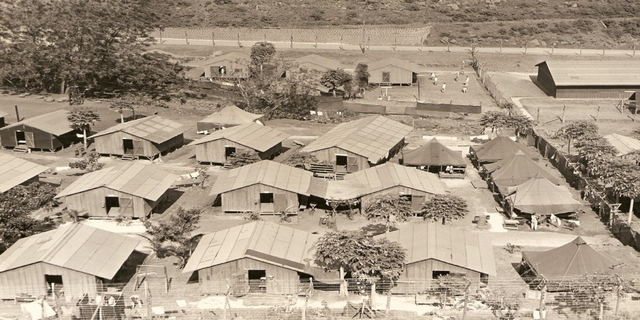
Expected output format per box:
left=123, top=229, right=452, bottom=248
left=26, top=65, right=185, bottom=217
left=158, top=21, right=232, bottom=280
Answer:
left=535, top=60, right=640, bottom=99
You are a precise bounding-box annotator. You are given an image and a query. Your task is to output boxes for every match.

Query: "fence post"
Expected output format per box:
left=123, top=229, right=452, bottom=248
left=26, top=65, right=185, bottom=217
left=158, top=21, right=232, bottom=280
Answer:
left=237, top=32, right=241, bottom=47
left=603, top=44, right=606, bottom=56
left=580, top=43, right=583, bottom=55
left=159, top=29, right=163, bottom=44
left=524, top=41, right=528, bottom=54
left=500, top=39, right=502, bottom=53
left=185, top=30, right=189, bottom=45
left=561, top=105, right=566, bottom=123
left=537, top=107, right=540, bottom=122
left=211, top=31, right=215, bottom=46
left=315, top=29, right=318, bottom=49
left=290, top=35, right=293, bottom=48
left=634, top=44, right=636, bottom=57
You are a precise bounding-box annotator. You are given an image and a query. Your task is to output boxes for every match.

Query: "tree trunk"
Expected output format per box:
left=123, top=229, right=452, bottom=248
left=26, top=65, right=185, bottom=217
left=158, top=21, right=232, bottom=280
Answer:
left=83, top=128, right=88, bottom=150
left=385, top=280, right=393, bottom=318
left=339, top=266, right=347, bottom=297
left=628, top=197, right=635, bottom=225
left=370, top=282, right=376, bottom=307
left=332, top=88, right=336, bottom=97
left=132, top=108, right=136, bottom=120
left=120, top=113, right=124, bottom=123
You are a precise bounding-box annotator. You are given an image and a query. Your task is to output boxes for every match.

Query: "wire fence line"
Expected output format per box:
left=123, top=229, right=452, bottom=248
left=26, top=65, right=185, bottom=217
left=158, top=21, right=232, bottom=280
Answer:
left=150, top=26, right=431, bottom=46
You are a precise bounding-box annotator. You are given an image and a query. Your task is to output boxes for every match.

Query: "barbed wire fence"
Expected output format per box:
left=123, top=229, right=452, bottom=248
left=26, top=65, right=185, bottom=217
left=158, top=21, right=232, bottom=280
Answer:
left=2, top=275, right=640, bottom=319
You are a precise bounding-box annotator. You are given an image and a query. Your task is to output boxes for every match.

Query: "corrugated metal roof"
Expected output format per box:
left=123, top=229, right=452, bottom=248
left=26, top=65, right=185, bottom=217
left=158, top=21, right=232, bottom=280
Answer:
left=183, top=221, right=319, bottom=273
left=89, top=116, right=186, bottom=144
left=55, top=163, right=178, bottom=201
left=198, top=105, right=263, bottom=127
left=300, top=115, right=412, bottom=163
left=294, top=54, right=342, bottom=70
left=0, top=154, right=48, bottom=193
left=376, top=223, right=496, bottom=276
left=208, top=161, right=314, bottom=196
left=0, top=223, right=140, bottom=279
left=368, top=57, right=421, bottom=72
left=1, top=109, right=74, bottom=136
left=604, top=133, right=640, bottom=156
left=188, top=122, right=288, bottom=152
left=537, top=60, right=640, bottom=87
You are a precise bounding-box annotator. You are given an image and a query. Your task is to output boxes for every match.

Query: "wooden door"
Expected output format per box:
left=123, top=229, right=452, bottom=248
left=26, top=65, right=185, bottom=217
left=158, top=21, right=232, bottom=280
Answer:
left=132, top=140, right=144, bottom=155
left=273, top=194, right=288, bottom=213
left=346, top=156, right=359, bottom=172
left=411, top=195, right=425, bottom=213
left=118, top=197, right=134, bottom=217
left=25, top=132, right=35, bottom=148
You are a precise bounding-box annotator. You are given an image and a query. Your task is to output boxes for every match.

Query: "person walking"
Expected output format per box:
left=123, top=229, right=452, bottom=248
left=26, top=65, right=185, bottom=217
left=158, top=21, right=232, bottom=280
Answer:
left=441, top=83, right=447, bottom=93
left=433, top=76, right=438, bottom=85
left=464, top=76, right=469, bottom=86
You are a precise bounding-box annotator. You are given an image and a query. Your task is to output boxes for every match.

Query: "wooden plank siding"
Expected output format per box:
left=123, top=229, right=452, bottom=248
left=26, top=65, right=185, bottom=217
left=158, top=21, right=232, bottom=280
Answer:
left=220, top=184, right=301, bottom=213
left=535, top=63, right=556, bottom=96
left=195, top=138, right=282, bottom=164
left=197, top=258, right=301, bottom=295
left=93, top=131, right=184, bottom=159
left=369, top=66, right=414, bottom=85
left=61, top=187, right=154, bottom=218
left=0, top=125, right=75, bottom=151
left=308, top=147, right=370, bottom=171
left=0, top=262, right=98, bottom=299
left=360, top=186, right=429, bottom=210
left=204, top=59, right=249, bottom=79
left=395, top=259, right=483, bottom=294
left=556, top=87, right=640, bottom=99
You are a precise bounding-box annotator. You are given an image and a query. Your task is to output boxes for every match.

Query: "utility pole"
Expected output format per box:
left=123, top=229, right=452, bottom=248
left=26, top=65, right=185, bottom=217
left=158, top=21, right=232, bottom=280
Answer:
left=595, top=105, right=601, bottom=122
left=461, top=278, right=471, bottom=320
left=290, top=35, right=293, bottom=48
left=211, top=31, right=215, bottom=46
left=184, top=30, right=189, bottom=45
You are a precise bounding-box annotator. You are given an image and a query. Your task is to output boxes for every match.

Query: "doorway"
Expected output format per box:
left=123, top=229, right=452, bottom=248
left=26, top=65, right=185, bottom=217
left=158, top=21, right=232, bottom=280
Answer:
left=260, top=192, right=274, bottom=213
left=45, top=275, right=63, bottom=298
left=336, top=154, right=348, bottom=173
left=15, top=131, right=26, bottom=144
left=382, top=71, right=391, bottom=83
left=432, top=271, right=450, bottom=280
left=105, top=196, right=120, bottom=214
left=123, top=139, right=134, bottom=154
left=247, top=270, right=266, bottom=293
left=225, top=146, right=236, bottom=159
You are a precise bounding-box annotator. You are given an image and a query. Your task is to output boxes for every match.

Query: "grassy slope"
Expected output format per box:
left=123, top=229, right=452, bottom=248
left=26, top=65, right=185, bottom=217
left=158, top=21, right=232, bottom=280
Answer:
left=155, top=0, right=640, bottom=48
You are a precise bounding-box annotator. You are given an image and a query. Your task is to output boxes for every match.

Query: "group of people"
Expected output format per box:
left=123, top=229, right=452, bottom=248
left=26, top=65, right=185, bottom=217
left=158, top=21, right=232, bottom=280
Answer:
left=429, top=72, right=469, bottom=93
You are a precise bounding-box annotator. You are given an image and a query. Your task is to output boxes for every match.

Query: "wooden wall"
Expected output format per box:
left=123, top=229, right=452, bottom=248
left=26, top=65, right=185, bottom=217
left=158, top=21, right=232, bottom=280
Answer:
left=556, top=87, right=640, bottom=99
left=395, top=259, right=484, bottom=294
left=93, top=131, right=183, bottom=158
left=197, top=258, right=300, bottom=295
left=221, top=184, right=299, bottom=213
left=0, top=125, right=60, bottom=150
left=195, top=138, right=281, bottom=164
left=369, top=66, right=414, bottom=85
left=0, top=262, right=98, bottom=300
left=308, top=147, right=370, bottom=171
left=61, top=187, right=153, bottom=218
left=535, top=63, right=556, bottom=95
left=204, top=59, right=249, bottom=79
left=360, top=186, right=429, bottom=210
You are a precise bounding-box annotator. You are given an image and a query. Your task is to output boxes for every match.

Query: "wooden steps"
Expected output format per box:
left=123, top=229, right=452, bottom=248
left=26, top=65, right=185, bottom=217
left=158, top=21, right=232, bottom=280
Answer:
left=12, top=145, right=29, bottom=153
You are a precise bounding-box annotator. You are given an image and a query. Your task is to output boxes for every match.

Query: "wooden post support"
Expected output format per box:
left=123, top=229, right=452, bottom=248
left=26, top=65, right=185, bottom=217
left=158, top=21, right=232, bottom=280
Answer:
left=634, top=45, right=636, bottom=57
left=237, top=32, right=241, bottom=47
left=421, top=37, right=424, bottom=51
left=417, top=79, right=421, bottom=100
left=580, top=43, right=583, bottom=55
left=603, top=44, right=606, bottom=56
left=595, top=105, right=601, bottom=122
left=290, top=35, right=293, bottom=48
left=462, top=278, right=471, bottom=320
left=184, top=30, right=189, bottom=45
left=537, top=107, right=540, bottom=122
left=551, top=44, right=554, bottom=55
left=524, top=41, right=528, bottom=54
left=539, top=284, right=547, bottom=319
left=211, top=31, right=215, bottom=46
left=159, top=30, right=163, bottom=44
left=561, top=105, right=566, bottom=123
left=315, top=29, right=318, bottom=49
left=340, top=35, right=343, bottom=50
left=447, top=40, right=450, bottom=52
left=144, top=281, right=152, bottom=319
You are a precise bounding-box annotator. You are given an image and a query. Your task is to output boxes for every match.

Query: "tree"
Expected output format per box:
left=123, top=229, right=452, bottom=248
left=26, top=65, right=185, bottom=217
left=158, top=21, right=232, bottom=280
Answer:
left=144, top=207, right=201, bottom=268
left=321, top=69, right=353, bottom=97
left=421, top=194, right=469, bottom=223
left=110, top=99, right=137, bottom=123
left=225, top=149, right=261, bottom=169
left=281, top=151, right=322, bottom=168
left=315, top=230, right=365, bottom=296
left=556, top=121, right=599, bottom=155
left=480, top=111, right=533, bottom=135
left=364, top=195, right=412, bottom=232
left=0, top=182, right=58, bottom=253
left=0, top=0, right=184, bottom=96
left=354, top=63, right=370, bottom=90
left=67, top=107, right=101, bottom=150
left=574, top=134, right=617, bottom=165
left=69, top=151, right=104, bottom=172
left=250, top=42, right=276, bottom=76
left=555, top=273, right=620, bottom=319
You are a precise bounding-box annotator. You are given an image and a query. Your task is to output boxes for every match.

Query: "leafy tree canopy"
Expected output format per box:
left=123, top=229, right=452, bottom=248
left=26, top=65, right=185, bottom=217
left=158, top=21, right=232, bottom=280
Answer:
left=364, top=194, right=412, bottom=223
left=421, top=194, right=469, bottom=222
left=354, top=63, right=370, bottom=88
left=556, top=121, right=599, bottom=154
left=225, top=149, right=261, bottom=169
left=321, top=69, right=353, bottom=97
left=281, top=151, right=323, bottom=168
left=480, top=111, right=533, bottom=134
left=0, top=0, right=184, bottom=96
left=144, top=207, right=201, bottom=267
left=249, top=41, right=276, bottom=76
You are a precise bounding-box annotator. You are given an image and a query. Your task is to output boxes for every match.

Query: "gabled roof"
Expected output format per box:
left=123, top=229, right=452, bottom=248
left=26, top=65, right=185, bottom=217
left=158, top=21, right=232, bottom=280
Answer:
left=522, top=237, right=615, bottom=281
left=56, top=163, right=178, bottom=201
left=183, top=221, right=319, bottom=273
left=198, top=105, right=263, bottom=127
left=0, top=154, right=48, bottom=193
left=490, top=151, right=558, bottom=189
left=508, top=176, right=582, bottom=215
left=474, top=136, right=540, bottom=163
left=604, top=133, right=640, bottom=157
left=188, top=123, right=288, bottom=152
left=2, top=109, right=74, bottom=136
left=403, top=138, right=466, bottom=167
left=376, top=223, right=496, bottom=276
left=89, top=116, right=186, bottom=144
left=208, top=161, right=314, bottom=196
left=190, top=52, right=251, bottom=67
left=368, top=58, right=421, bottom=72
left=300, top=115, right=412, bottom=163
left=0, top=223, right=140, bottom=279
left=536, top=60, right=640, bottom=87
left=294, top=54, right=341, bottom=70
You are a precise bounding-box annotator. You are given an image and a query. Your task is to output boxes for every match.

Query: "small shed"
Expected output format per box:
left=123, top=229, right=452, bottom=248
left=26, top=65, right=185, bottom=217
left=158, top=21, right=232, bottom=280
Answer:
left=0, top=154, right=48, bottom=193
left=199, top=52, right=251, bottom=79
left=183, top=221, right=324, bottom=295
left=375, top=223, right=496, bottom=293
left=196, top=105, right=264, bottom=133
left=300, top=115, right=412, bottom=172
left=90, top=116, right=186, bottom=160
left=189, top=123, right=288, bottom=164
left=535, top=61, right=640, bottom=99
left=209, top=161, right=313, bottom=214
left=0, top=109, right=79, bottom=152
left=286, top=54, right=342, bottom=77
left=368, top=58, right=421, bottom=86
left=0, top=223, right=140, bottom=299
left=55, top=163, right=179, bottom=218
left=402, top=138, right=466, bottom=176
